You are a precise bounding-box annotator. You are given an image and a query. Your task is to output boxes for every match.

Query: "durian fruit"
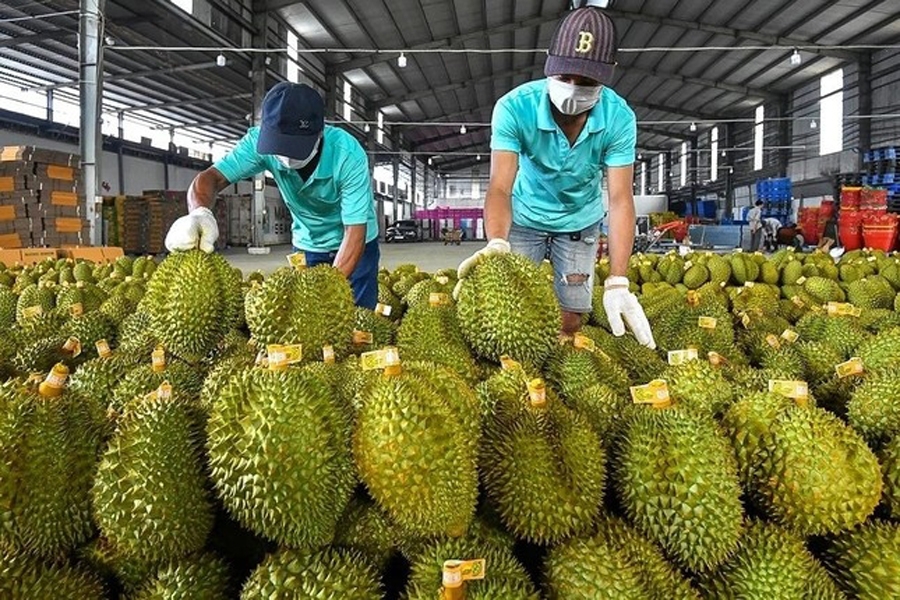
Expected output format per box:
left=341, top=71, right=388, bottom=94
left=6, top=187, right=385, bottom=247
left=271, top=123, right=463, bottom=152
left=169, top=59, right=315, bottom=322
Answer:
left=405, top=537, right=539, bottom=600
left=117, top=310, right=156, bottom=355
left=543, top=336, right=631, bottom=398
left=796, top=341, right=845, bottom=385
left=803, top=276, right=846, bottom=303
left=479, top=374, right=605, bottom=545
left=131, top=552, right=231, bottom=600
left=15, top=282, right=55, bottom=325
left=0, top=551, right=105, bottom=599
left=332, top=495, right=399, bottom=571
left=544, top=534, right=650, bottom=599
left=80, top=537, right=159, bottom=594
left=396, top=297, right=479, bottom=384
left=752, top=405, right=882, bottom=535
left=0, top=286, right=16, bottom=329
left=99, top=294, right=133, bottom=326
left=592, top=517, right=700, bottom=600
left=92, top=388, right=213, bottom=564
left=63, top=311, right=117, bottom=360
left=353, top=361, right=480, bottom=538
left=244, top=265, right=355, bottom=359
left=377, top=282, right=403, bottom=322
left=111, top=356, right=204, bottom=414
left=0, top=371, right=104, bottom=559
left=140, top=249, right=243, bottom=363
left=661, top=358, right=735, bottom=417
left=404, top=276, right=455, bottom=309
left=847, top=370, right=900, bottom=446
left=856, top=326, right=900, bottom=374
left=613, top=334, right=667, bottom=383
left=563, top=382, right=634, bottom=451
left=847, top=276, right=895, bottom=309
left=351, top=307, right=396, bottom=354
left=882, top=436, right=900, bottom=520
left=457, top=253, right=560, bottom=366
left=806, top=559, right=848, bottom=600
left=240, top=548, right=381, bottom=600
left=823, top=521, right=900, bottom=600
left=614, top=403, right=744, bottom=572
left=197, top=353, right=255, bottom=414
left=13, top=335, right=73, bottom=374
left=652, top=289, right=735, bottom=355
left=207, top=365, right=355, bottom=548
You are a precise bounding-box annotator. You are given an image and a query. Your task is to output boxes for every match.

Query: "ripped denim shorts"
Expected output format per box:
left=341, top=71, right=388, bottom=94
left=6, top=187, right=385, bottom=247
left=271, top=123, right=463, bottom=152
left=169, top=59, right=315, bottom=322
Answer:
left=508, top=220, right=601, bottom=313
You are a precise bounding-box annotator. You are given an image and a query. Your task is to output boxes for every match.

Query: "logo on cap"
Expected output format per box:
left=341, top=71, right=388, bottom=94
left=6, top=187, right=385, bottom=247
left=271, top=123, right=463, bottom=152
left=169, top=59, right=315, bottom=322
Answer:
left=575, top=31, right=594, bottom=54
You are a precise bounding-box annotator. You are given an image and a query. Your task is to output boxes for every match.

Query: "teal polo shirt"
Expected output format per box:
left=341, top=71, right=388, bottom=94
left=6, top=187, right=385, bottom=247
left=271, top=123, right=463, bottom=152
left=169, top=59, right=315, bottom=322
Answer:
left=491, top=78, right=637, bottom=233
left=214, top=126, right=378, bottom=252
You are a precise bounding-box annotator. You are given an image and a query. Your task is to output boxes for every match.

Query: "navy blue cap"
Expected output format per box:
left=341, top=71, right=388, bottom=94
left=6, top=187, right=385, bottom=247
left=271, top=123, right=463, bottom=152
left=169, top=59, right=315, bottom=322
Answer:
left=257, top=82, right=325, bottom=159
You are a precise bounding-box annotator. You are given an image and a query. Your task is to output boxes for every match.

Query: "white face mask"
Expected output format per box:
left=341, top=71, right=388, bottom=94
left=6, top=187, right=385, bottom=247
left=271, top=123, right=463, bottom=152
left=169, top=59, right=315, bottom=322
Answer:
left=275, top=135, right=322, bottom=170
left=547, top=78, right=602, bottom=116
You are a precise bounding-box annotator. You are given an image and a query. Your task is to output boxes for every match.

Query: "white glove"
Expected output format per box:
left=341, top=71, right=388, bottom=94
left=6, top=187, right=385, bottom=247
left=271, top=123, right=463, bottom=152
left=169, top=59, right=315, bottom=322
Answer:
left=603, top=276, right=656, bottom=349
left=164, top=207, right=219, bottom=253
left=456, top=238, right=510, bottom=279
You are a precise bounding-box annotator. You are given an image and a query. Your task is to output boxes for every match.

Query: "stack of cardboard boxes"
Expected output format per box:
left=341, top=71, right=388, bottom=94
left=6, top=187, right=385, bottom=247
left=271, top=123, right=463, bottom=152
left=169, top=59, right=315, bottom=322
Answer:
left=0, top=145, right=89, bottom=248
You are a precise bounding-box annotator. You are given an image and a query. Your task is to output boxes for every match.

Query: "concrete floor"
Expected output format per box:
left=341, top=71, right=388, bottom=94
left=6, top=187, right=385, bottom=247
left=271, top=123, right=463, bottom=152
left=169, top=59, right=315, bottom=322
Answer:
left=222, top=240, right=478, bottom=274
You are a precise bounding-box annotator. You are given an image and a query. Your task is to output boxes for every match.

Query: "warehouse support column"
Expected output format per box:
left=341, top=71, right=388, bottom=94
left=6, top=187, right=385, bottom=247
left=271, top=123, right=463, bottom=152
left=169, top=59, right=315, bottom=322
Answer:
left=324, top=66, right=338, bottom=118
left=776, top=96, right=791, bottom=177
left=364, top=105, right=384, bottom=239
left=79, top=0, right=105, bottom=245
left=409, top=158, right=417, bottom=215
left=392, top=155, right=400, bottom=223
left=858, top=53, right=873, bottom=169
left=722, top=125, right=735, bottom=218
left=248, top=5, right=268, bottom=255
left=664, top=152, right=672, bottom=195
left=116, top=111, right=124, bottom=194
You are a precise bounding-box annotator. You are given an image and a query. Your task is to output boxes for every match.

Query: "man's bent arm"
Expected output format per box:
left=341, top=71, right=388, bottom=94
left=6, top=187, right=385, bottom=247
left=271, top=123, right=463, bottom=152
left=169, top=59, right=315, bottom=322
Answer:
left=188, top=167, right=231, bottom=211
left=606, top=165, right=636, bottom=278
left=333, top=224, right=367, bottom=277
left=484, top=151, right=519, bottom=240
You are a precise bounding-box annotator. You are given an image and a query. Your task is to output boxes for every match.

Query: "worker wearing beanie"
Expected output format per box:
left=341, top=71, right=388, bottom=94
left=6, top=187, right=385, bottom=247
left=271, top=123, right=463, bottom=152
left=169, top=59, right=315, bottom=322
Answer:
left=164, top=82, right=380, bottom=309
left=456, top=4, right=655, bottom=347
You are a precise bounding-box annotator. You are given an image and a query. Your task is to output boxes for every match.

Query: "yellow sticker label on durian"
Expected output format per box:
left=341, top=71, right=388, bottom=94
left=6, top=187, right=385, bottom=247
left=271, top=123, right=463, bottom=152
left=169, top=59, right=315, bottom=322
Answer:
left=96, top=339, right=112, bottom=358
left=267, top=344, right=303, bottom=368
left=630, top=379, right=671, bottom=407
left=768, top=379, right=809, bottom=400
left=156, top=382, right=173, bottom=401
left=353, top=330, right=374, bottom=345
left=796, top=276, right=807, bottom=285
left=741, top=313, right=752, bottom=328
left=62, top=336, right=82, bottom=358
left=708, top=351, right=729, bottom=366
left=428, top=292, right=450, bottom=307
left=286, top=252, right=307, bottom=270
left=499, top=355, right=520, bottom=370
left=826, top=302, right=862, bottom=317
left=436, top=275, right=450, bottom=285
left=151, top=346, right=166, bottom=372
left=527, top=379, right=546, bottom=406
left=668, top=348, right=699, bottom=366
left=765, top=334, right=781, bottom=349
left=573, top=333, right=596, bottom=352
left=836, top=357, right=864, bottom=379
left=791, top=296, right=805, bottom=308
left=442, top=559, right=486, bottom=588
left=69, top=303, right=83, bottom=318
left=361, top=346, right=400, bottom=371
left=744, top=281, right=756, bottom=288
left=22, top=305, right=43, bottom=318
left=374, top=302, right=392, bottom=317
left=684, top=261, right=693, bottom=270
left=698, top=316, right=718, bottom=329
left=781, top=329, right=800, bottom=344
left=868, top=256, right=878, bottom=262
left=322, top=345, right=335, bottom=364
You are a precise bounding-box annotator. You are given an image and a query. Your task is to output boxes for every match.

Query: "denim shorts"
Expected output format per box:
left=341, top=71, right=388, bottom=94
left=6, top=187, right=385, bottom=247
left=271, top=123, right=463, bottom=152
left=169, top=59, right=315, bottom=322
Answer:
left=508, top=221, right=600, bottom=313
left=295, top=239, right=380, bottom=309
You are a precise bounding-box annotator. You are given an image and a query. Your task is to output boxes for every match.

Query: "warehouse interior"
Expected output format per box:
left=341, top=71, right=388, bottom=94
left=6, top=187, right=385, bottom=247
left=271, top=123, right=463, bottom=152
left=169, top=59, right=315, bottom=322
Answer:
left=1, top=0, right=899, bottom=255
left=4, top=2, right=900, bottom=599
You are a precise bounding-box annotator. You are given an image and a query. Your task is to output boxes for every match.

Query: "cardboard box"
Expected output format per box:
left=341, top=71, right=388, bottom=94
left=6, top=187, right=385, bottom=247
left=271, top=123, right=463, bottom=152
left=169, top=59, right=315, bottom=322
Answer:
left=20, top=248, right=56, bottom=265
left=60, top=247, right=105, bottom=262
left=0, top=189, right=38, bottom=203
left=0, top=175, right=30, bottom=192
left=102, top=246, right=124, bottom=260
left=0, top=234, right=23, bottom=249
left=47, top=217, right=84, bottom=233
left=36, top=164, right=78, bottom=182
left=0, top=218, right=34, bottom=235
left=0, top=249, right=21, bottom=265
left=0, top=146, right=77, bottom=166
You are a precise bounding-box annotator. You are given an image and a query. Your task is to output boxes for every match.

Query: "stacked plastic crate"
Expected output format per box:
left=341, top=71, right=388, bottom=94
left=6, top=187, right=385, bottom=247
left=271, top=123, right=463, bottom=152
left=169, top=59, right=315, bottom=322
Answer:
left=755, top=177, right=792, bottom=223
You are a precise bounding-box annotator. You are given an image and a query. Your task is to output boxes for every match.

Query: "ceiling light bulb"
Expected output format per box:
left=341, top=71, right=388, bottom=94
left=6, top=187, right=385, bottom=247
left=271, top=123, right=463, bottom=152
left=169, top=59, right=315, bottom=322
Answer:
left=428, top=157, right=433, bottom=166
left=398, top=53, right=407, bottom=68
left=104, top=36, right=115, bottom=46
left=810, top=119, right=818, bottom=129
left=721, top=150, right=726, bottom=157
left=637, top=152, right=642, bottom=160
left=690, top=122, right=697, bottom=132
left=790, top=49, right=802, bottom=66
left=476, top=154, right=481, bottom=161
left=459, top=125, right=467, bottom=134
left=216, top=54, right=226, bottom=67
left=364, top=123, right=371, bottom=133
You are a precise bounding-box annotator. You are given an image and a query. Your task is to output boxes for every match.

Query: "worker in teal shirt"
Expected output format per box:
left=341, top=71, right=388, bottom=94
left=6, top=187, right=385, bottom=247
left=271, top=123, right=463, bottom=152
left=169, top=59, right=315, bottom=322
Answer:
left=164, top=82, right=380, bottom=308
left=456, top=4, right=654, bottom=347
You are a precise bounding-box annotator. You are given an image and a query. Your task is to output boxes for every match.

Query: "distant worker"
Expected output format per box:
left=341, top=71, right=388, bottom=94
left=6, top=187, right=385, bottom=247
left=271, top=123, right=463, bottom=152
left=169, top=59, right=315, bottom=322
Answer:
left=748, top=200, right=765, bottom=252
left=164, top=82, right=380, bottom=308
left=455, top=4, right=654, bottom=347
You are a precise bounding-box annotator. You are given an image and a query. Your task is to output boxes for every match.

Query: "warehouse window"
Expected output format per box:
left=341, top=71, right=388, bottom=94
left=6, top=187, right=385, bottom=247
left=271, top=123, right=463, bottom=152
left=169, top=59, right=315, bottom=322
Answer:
left=169, top=0, right=192, bottom=14
left=640, top=161, right=646, bottom=195
left=657, top=153, right=664, bottom=191
left=754, top=105, right=764, bottom=171
left=287, top=31, right=300, bottom=83
left=342, top=80, right=352, bottom=122
left=377, top=111, right=385, bottom=145
left=711, top=127, right=719, bottom=182
left=820, top=68, right=843, bottom=155
left=0, top=81, right=46, bottom=119
left=680, top=142, right=687, bottom=188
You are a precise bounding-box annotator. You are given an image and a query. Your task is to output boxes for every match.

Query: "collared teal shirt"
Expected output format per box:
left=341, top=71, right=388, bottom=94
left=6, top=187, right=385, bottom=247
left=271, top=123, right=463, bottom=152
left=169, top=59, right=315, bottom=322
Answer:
left=214, top=126, right=378, bottom=252
left=491, top=78, right=637, bottom=233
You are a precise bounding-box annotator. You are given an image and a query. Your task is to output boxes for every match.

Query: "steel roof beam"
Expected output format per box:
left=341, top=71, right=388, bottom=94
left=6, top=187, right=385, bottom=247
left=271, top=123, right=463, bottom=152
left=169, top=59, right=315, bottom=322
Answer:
left=0, top=30, right=76, bottom=49
left=624, top=64, right=778, bottom=102
left=603, top=8, right=859, bottom=62
left=109, top=92, right=252, bottom=114
left=30, top=61, right=223, bottom=92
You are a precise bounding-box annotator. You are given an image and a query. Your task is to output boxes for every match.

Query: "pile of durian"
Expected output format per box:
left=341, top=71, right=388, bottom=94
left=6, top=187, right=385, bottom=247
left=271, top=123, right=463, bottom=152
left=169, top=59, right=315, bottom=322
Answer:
left=1, top=245, right=900, bottom=599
